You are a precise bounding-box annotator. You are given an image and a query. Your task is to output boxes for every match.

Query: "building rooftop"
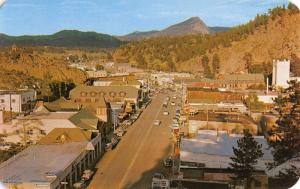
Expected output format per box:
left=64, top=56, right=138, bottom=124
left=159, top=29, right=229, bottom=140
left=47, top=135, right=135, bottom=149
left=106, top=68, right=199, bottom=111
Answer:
left=180, top=130, right=273, bottom=170
left=110, top=80, right=141, bottom=86
left=222, top=73, right=265, bottom=82
left=24, top=112, right=76, bottom=120
left=70, top=86, right=140, bottom=101
left=267, top=157, right=300, bottom=177
left=39, top=128, right=93, bottom=144
left=44, top=97, right=81, bottom=112
left=69, top=109, right=99, bottom=130
left=0, top=89, right=35, bottom=95
left=0, top=142, right=88, bottom=184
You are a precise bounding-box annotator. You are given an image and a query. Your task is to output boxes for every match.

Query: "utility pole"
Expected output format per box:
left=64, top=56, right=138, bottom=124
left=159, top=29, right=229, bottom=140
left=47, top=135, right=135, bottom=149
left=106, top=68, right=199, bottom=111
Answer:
left=206, top=105, right=209, bottom=129
left=10, top=93, right=12, bottom=123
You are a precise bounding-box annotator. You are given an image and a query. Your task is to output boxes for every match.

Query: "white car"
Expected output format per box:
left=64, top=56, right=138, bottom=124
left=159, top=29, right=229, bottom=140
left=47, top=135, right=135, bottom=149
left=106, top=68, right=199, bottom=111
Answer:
left=163, top=111, right=169, bottom=115
left=171, top=102, right=176, bottom=106
left=173, top=96, right=177, bottom=99
left=153, top=120, right=161, bottom=126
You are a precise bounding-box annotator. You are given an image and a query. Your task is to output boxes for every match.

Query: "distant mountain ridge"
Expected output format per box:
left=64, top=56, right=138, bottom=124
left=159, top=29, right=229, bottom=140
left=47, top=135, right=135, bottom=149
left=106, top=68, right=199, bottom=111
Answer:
left=118, top=17, right=228, bottom=41
left=0, top=30, right=125, bottom=48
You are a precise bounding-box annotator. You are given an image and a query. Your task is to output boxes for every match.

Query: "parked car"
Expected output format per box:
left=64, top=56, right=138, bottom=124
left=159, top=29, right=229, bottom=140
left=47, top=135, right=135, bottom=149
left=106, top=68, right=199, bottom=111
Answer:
left=171, top=102, right=176, bottom=106
left=163, top=111, right=169, bottom=115
left=105, top=143, right=113, bottom=151
left=173, top=96, right=177, bottom=99
left=73, top=180, right=86, bottom=189
left=152, top=179, right=170, bottom=189
left=105, top=137, right=120, bottom=151
left=122, top=120, right=133, bottom=126
left=153, top=120, right=161, bottom=126
left=81, top=169, right=94, bottom=181
left=152, top=173, right=165, bottom=183
left=114, top=128, right=126, bottom=137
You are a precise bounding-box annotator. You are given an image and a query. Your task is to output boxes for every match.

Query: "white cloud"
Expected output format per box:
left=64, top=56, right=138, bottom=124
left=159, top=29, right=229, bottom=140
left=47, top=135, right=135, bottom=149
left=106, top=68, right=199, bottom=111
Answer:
left=0, top=0, right=6, bottom=8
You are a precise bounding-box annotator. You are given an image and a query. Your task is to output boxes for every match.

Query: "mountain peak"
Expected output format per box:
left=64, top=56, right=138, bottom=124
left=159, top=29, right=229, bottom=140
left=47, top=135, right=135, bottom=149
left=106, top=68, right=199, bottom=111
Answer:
left=119, top=16, right=210, bottom=41
left=186, top=16, right=201, bottom=22
left=161, top=16, right=209, bottom=36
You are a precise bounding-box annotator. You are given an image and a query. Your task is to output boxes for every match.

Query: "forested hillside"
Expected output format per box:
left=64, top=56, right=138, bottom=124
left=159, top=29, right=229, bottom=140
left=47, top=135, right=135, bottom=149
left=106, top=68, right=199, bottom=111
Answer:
left=113, top=4, right=300, bottom=77
left=0, top=30, right=125, bottom=48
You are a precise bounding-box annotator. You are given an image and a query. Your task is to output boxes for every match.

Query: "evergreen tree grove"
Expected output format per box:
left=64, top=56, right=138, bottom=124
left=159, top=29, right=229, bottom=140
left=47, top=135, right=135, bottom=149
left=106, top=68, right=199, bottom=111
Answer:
left=268, top=80, right=300, bottom=167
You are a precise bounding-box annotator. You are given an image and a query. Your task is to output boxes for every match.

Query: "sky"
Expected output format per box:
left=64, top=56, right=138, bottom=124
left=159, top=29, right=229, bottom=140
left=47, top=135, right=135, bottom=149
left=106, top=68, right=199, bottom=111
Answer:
left=0, top=0, right=290, bottom=36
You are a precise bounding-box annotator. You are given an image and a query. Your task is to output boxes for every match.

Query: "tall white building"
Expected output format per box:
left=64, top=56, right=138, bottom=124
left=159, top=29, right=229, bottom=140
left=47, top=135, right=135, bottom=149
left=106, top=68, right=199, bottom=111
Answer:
left=272, top=59, right=290, bottom=88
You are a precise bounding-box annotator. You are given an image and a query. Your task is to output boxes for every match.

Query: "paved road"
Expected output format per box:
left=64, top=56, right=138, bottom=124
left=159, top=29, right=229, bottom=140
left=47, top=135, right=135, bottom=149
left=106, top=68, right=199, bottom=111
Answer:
left=88, top=93, right=177, bottom=189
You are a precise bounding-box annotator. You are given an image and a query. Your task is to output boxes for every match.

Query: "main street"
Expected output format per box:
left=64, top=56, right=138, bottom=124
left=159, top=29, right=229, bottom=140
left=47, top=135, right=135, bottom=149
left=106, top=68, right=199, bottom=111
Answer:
left=88, top=92, right=177, bottom=189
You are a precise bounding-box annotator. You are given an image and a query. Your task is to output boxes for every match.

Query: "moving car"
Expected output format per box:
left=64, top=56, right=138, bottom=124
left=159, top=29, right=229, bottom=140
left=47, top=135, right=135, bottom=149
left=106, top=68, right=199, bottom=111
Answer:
left=172, top=123, right=179, bottom=129
left=163, top=156, right=173, bottom=167
left=163, top=111, right=169, bottom=115
left=153, top=120, right=161, bottom=126
left=172, top=118, right=178, bottom=123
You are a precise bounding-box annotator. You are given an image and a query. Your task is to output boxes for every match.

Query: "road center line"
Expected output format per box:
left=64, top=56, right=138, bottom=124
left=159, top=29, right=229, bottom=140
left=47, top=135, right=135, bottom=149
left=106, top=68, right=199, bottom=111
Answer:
left=118, top=95, right=164, bottom=189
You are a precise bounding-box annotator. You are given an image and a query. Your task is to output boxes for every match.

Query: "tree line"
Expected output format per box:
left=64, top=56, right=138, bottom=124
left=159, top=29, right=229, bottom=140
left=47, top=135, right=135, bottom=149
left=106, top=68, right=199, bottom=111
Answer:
left=113, top=4, right=299, bottom=72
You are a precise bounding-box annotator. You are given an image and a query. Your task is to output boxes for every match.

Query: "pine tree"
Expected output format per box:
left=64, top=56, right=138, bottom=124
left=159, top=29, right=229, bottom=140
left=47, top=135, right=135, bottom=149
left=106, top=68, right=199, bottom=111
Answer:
left=230, top=130, right=263, bottom=187
left=268, top=80, right=300, bottom=167
left=212, top=53, right=220, bottom=75
left=243, top=53, right=253, bottom=73
left=201, top=55, right=213, bottom=78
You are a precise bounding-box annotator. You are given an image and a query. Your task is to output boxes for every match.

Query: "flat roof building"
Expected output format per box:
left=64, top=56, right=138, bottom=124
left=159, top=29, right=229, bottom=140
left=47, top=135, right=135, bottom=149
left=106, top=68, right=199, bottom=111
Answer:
left=180, top=130, right=273, bottom=171
left=0, top=130, right=103, bottom=189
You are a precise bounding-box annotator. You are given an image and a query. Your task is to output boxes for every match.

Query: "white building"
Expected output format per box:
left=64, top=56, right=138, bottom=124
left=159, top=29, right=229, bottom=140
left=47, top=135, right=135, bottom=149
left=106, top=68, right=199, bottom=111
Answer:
left=86, top=70, right=108, bottom=78
left=93, top=80, right=113, bottom=86
left=180, top=130, right=273, bottom=171
left=0, top=89, right=36, bottom=113
left=272, top=59, right=290, bottom=88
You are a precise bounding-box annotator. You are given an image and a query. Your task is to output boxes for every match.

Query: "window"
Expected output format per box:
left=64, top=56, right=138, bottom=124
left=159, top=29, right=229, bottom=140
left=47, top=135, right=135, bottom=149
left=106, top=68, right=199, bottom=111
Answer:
left=119, top=91, right=126, bottom=97
left=27, top=130, right=33, bottom=135
left=0, top=99, right=4, bottom=103
left=90, top=92, right=96, bottom=97
left=80, top=92, right=87, bottom=97
left=109, top=92, right=116, bottom=97
left=85, top=98, right=92, bottom=103
left=12, top=99, right=16, bottom=103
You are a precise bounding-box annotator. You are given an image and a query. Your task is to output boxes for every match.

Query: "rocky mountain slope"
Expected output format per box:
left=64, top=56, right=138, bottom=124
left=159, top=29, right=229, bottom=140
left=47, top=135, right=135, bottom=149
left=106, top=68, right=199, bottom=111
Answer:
left=119, top=17, right=211, bottom=41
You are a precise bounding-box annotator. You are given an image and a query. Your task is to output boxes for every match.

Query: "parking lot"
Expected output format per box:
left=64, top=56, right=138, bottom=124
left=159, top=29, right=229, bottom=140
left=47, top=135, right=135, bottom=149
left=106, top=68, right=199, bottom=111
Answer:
left=88, top=91, right=180, bottom=189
